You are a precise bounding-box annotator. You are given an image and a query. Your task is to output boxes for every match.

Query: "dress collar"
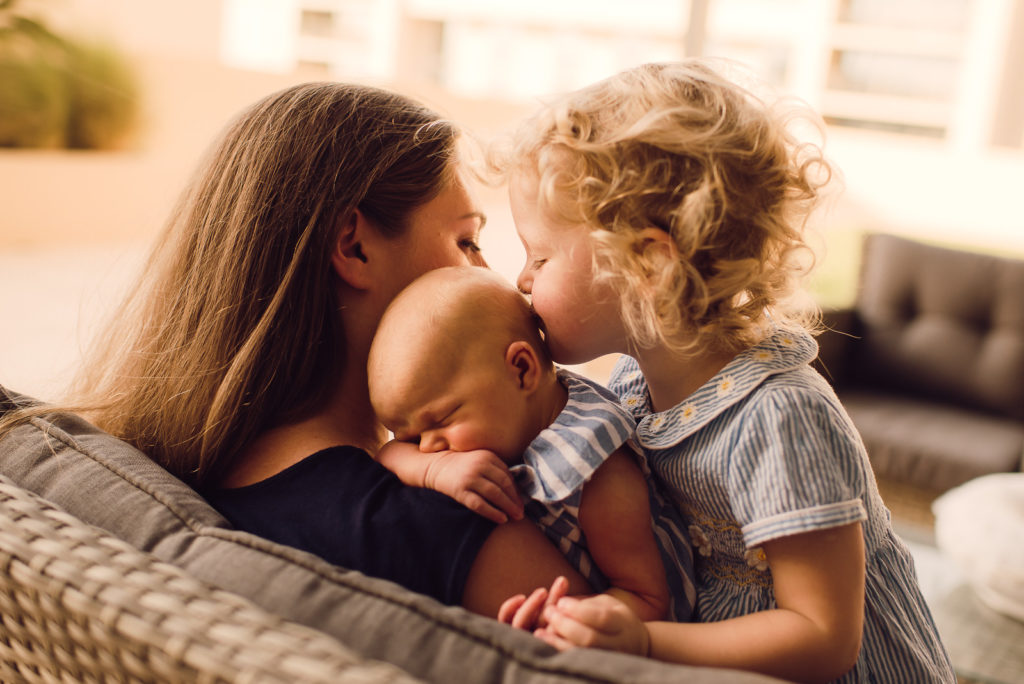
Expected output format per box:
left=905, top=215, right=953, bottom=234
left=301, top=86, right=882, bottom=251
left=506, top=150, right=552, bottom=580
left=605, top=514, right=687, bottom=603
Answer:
left=615, top=328, right=818, bottom=449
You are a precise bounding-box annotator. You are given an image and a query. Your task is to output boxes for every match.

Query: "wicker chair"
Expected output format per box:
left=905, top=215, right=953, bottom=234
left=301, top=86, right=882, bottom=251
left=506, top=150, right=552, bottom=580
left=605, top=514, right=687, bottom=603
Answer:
left=0, top=476, right=418, bottom=683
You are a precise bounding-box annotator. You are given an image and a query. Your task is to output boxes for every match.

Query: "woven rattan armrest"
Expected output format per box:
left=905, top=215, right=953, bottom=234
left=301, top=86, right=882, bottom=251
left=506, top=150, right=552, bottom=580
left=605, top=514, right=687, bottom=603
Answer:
left=0, top=476, right=420, bottom=683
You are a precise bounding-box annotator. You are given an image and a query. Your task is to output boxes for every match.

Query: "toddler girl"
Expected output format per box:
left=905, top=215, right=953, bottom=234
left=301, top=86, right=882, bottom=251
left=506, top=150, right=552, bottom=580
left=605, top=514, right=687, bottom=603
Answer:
left=499, top=60, right=954, bottom=683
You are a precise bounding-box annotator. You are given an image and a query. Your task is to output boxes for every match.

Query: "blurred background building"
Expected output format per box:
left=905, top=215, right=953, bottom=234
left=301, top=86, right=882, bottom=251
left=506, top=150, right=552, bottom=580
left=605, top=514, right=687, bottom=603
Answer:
left=2, top=0, right=1023, bottom=396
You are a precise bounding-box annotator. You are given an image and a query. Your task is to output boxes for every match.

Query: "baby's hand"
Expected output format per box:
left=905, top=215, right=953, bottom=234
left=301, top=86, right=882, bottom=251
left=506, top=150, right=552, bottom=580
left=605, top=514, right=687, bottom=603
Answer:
left=535, top=594, right=650, bottom=657
left=498, top=576, right=570, bottom=631
left=424, top=449, right=523, bottom=524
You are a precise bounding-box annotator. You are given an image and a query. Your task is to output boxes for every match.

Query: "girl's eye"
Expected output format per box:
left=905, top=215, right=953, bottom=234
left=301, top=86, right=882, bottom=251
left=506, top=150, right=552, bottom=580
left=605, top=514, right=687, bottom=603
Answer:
left=531, top=258, right=547, bottom=269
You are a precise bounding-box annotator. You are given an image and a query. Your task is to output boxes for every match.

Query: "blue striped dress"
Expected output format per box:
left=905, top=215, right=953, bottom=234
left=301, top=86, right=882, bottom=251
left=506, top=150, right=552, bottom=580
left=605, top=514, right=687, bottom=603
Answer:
left=512, top=369, right=697, bottom=622
left=609, top=329, right=955, bottom=683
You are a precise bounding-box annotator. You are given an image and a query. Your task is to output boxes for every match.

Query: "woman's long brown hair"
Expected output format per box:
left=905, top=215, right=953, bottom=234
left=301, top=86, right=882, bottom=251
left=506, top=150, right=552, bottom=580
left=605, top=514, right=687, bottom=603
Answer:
left=2, top=82, right=457, bottom=489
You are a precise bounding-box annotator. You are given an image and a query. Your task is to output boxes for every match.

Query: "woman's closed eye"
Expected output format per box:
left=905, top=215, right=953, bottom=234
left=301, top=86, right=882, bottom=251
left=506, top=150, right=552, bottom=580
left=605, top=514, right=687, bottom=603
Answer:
left=459, top=237, right=482, bottom=254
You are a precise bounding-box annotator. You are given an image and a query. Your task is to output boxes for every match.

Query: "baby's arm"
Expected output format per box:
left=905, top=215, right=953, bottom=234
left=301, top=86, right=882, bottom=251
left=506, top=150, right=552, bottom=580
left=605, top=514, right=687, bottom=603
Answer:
left=375, top=440, right=523, bottom=523
left=577, top=448, right=671, bottom=621
left=539, top=522, right=866, bottom=683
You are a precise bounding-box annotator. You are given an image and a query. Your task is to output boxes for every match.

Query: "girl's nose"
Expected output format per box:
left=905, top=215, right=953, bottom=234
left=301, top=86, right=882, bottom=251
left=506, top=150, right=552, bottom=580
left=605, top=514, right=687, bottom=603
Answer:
left=516, top=269, right=532, bottom=294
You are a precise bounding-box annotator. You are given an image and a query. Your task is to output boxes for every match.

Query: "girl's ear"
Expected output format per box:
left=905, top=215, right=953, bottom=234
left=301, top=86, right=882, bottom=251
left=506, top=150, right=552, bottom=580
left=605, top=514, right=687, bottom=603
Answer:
left=505, top=340, right=542, bottom=392
left=635, top=227, right=677, bottom=263
left=331, top=209, right=374, bottom=290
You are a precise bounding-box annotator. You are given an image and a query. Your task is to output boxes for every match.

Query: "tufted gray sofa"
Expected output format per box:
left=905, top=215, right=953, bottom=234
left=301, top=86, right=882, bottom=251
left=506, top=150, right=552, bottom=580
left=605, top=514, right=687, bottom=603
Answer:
left=0, top=386, right=784, bottom=683
left=815, top=233, right=1024, bottom=517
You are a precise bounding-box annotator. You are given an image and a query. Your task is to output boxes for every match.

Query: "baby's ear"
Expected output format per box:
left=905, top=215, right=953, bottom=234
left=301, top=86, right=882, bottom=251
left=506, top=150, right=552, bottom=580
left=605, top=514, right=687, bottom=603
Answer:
left=505, top=340, right=542, bottom=391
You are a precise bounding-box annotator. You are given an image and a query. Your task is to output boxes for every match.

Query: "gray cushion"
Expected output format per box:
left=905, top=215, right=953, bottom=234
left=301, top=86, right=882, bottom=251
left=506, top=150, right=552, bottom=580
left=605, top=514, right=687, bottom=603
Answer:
left=842, top=390, right=1024, bottom=492
left=854, top=233, right=1024, bottom=421
left=0, top=386, right=781, bottom=684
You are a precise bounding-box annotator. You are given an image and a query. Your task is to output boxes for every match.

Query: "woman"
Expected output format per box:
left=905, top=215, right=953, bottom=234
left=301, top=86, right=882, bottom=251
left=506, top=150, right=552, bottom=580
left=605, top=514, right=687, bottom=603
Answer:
left=27, top=82, right=589, bottom=615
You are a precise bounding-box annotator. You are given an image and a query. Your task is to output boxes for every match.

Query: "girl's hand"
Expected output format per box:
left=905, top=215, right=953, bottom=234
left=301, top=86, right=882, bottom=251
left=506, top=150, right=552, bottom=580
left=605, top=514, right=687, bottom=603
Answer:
left=536, top=594, right=650, bottom=657
left=498, top=576, right=570, bottom=630
left=424, top=449, right=523, bottom=523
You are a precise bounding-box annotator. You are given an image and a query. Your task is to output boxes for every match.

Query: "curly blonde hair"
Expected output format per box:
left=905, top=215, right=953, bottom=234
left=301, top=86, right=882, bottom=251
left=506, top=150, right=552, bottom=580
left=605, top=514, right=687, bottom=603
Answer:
left=496, top=60, right=833, bottom=355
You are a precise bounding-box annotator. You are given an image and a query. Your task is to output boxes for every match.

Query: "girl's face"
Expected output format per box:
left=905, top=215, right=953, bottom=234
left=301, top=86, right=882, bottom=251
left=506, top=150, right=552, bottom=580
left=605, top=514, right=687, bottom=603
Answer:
left=511, top=173, right=626, bottom=365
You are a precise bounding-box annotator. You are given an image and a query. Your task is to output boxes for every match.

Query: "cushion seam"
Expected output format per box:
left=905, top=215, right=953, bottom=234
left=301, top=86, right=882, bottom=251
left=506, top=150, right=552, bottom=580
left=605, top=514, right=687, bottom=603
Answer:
left=27, top=415, right=203, bottom=530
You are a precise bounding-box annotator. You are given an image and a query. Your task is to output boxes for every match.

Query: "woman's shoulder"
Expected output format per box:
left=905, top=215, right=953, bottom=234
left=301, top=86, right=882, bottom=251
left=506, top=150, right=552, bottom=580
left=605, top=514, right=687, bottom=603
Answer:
left=213, top=445, right=374, bottom=491
left=210, top=445, right=470, bottom=511
left=207, top=445, right=496, bottom=605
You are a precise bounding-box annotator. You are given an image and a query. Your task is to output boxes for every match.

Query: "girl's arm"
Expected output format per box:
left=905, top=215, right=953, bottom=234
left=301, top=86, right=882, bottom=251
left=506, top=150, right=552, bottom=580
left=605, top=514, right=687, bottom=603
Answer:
left=578, top=448, right=670, bottom=621
left=375, top=439, right=523, bottom=523
left=540, top=522, right=866, bottom=684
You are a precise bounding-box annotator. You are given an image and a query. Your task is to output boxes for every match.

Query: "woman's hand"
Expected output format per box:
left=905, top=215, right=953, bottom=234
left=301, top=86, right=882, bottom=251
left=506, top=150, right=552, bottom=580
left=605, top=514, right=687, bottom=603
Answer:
left=423, top=448, right=523, bottom=523
left=535, top=593, right=650, bottom=657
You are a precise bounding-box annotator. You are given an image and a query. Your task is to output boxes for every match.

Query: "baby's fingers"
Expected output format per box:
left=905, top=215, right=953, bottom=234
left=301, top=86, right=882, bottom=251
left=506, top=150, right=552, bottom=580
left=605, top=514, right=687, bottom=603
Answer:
left=509, top=587, right=549, bottom=630
left=498, top=594, right=527, bottom=624
left=472, top=475, right=523, bottom=521
left=486, top=466, right=524, bottom=519
left=546, top=575, right=570, bottom=606
left=458, top=491, right=512, bottom=524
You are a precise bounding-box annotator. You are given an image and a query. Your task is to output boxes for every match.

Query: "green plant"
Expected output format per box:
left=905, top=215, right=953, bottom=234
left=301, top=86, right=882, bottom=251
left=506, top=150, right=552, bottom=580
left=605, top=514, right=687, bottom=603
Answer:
left=0, top=48, right=70, bottom=147
left=65, top=40, right=138, bottom=149
left=0, top=0, right=139, bottom=150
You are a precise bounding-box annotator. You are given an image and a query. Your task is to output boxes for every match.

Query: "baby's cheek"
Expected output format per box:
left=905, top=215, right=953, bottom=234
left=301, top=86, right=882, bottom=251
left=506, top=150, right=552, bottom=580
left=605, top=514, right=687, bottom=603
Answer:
left=449, top=425, right=484, bottom=453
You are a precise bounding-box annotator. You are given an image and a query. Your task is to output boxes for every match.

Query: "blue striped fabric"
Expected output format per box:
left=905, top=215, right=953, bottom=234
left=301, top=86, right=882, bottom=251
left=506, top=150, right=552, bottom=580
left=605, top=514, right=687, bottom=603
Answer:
left=609, top=329, right=955, bottom=683
left=513, top=369, right=697, bottom=622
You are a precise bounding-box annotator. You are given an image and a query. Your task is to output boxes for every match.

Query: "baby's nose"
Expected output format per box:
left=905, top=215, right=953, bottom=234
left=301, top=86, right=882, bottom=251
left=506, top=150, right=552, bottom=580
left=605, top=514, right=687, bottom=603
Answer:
left=419, top=432, right=447, bottom=453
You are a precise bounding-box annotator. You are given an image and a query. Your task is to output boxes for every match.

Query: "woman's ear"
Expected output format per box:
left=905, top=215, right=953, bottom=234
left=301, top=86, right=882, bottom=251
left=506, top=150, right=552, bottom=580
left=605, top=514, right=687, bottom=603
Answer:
left=505, top=340, right=542, bottom=392
left=331, top=209, right=374, bottom=290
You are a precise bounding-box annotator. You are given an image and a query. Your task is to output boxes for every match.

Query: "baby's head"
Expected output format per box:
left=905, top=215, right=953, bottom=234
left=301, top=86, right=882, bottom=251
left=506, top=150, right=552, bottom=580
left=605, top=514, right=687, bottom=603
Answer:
left=368, top=266, right=555, bottom=463
left=500, top=60, right=832, bottom=357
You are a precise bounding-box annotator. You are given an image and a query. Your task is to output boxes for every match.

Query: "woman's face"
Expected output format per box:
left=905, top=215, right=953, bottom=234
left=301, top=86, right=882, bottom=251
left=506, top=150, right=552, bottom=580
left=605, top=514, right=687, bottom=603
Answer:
left=511, top=173, right=626, bottom=365
left=381, top=176, right=488, bottom=303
